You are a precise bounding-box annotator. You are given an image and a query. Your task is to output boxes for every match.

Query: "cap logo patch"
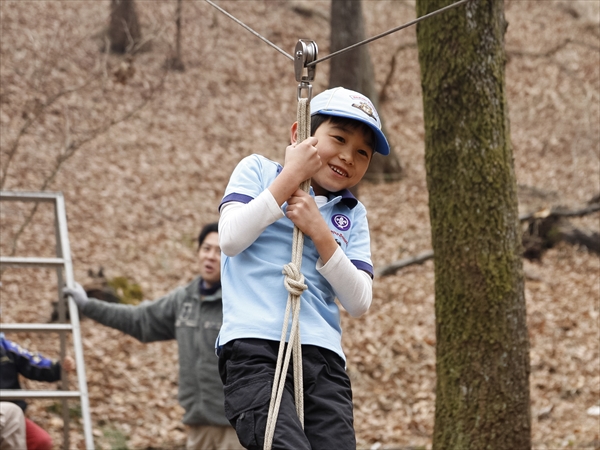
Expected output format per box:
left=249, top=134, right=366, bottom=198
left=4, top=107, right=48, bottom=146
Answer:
left=332, top=214, right=351, bottom=231
left=352, top=102, right=376, bottom=120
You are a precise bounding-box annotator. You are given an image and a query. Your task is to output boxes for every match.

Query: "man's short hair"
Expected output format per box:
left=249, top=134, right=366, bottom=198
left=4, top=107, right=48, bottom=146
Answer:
left=198, top=222, right=218, bottom=249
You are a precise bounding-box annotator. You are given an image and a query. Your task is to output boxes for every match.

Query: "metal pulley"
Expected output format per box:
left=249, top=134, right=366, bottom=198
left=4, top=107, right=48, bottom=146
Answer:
left=294, top=39, right=318, bottom=101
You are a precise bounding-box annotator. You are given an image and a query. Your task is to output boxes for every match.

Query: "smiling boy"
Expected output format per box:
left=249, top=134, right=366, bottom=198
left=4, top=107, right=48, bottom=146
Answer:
left=217, top=87, right=390, bottom=449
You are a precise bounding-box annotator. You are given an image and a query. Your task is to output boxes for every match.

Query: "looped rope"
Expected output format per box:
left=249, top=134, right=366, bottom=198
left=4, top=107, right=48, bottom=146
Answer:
left=282, top=263, right=307, bottom=296
left=264, top=98, right=311, bottom=450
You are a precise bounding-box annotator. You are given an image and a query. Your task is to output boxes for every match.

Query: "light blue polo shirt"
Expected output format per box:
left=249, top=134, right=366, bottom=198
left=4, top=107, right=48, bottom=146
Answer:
left=218, top=154, right=373, bottom=361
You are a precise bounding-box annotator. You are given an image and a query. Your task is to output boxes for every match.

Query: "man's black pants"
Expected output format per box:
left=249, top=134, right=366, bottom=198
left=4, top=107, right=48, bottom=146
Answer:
left=218, top=338, right=356, bottom=450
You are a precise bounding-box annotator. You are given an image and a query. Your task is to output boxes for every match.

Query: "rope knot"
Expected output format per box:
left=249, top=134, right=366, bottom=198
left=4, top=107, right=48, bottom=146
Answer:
left=282, top=262, right=307, bottom=297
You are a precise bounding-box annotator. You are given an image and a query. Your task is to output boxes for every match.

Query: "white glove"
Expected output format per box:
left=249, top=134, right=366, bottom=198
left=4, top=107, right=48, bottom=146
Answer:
left=63, top=282, right=89, bottom=308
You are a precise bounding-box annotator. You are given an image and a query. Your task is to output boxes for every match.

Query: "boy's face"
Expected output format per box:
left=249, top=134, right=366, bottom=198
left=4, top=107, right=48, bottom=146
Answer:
left=292, top=119, right=373, bottom=196
left=198, top=231, right=221, bottom=287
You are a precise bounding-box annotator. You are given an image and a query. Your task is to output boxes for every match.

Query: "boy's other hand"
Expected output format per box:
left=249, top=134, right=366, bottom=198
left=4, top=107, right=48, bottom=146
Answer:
left=286, top=189, right=326, bottom=237
left=62, top=356, right=76, bottom=373
left=287, top=189, right=339, bottom=264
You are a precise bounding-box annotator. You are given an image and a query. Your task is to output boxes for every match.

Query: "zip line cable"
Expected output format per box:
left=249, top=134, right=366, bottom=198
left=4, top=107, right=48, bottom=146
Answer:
left=308, top=0, right=470, bottom=66
left=204, top=0, right=294, bottom=61
left=204, top=0, right=471, bottom=66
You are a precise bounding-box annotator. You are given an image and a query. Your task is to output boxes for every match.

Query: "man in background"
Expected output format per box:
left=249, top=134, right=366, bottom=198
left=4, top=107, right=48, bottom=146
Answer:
left=64, top=223, right=242, bottom=450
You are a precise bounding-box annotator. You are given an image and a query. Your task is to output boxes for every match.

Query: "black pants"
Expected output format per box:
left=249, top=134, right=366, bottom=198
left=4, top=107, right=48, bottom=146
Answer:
left=218, top=338, right=356, bottom=450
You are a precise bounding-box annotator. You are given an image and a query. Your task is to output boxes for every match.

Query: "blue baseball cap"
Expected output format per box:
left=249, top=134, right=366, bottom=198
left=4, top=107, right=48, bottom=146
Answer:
left=310, top=87, right=390, bottom=156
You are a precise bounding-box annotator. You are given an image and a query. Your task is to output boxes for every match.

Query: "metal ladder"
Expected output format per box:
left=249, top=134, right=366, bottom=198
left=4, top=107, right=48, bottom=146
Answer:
left=0, top=191, right=94, bottom=449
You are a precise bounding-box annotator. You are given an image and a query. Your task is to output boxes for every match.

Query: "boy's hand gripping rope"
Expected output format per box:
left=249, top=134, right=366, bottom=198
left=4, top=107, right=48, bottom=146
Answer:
left=264, top=41, right=316, bottom=450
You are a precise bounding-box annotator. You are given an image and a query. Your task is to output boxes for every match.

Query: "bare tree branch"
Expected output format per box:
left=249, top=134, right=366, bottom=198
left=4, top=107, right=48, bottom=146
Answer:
left=1, top=76, right=99, bottom=189
left=507, top=38, right=599, bottom=59
left=376, top=250, right=434, bottom=277
left=4, top=202, right=42, bottom=267
left=21, top=25, right=105, bottom=95
left=1, top=66, right=169, bottom=270
left=379, top=42, right=417, bottom=103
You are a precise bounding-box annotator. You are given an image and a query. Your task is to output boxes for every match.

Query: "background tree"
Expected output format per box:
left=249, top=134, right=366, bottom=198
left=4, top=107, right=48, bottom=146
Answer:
left=328, top=0, right=402, bottom=189
left=109, top=0, right=142, bottom=53
left=415, top=0, right=531, bottom=448
left=165, top=0, right=185, bottom=71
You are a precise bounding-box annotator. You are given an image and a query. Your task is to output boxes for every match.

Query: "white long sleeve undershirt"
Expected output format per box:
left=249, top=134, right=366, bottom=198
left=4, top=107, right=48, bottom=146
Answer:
left=219, top=191, right=373, bottom=317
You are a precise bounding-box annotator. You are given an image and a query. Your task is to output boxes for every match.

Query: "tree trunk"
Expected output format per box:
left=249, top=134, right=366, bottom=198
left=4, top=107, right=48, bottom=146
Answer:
left=415, top=0, right=531, bottom=448
left=109, top=0, right=142, bottom=54
left=165, top=0, right=185, bottom=71
left=328, top=0, right=402, bottom=194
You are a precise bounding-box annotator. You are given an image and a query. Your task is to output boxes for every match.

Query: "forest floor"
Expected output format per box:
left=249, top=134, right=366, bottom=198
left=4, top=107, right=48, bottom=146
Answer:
left=1, top=1, right=599, bottom=449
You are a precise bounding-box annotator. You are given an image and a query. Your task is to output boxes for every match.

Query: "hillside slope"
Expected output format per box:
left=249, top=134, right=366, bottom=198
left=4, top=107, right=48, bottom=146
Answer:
left=1, top=1, right=598, bottom=448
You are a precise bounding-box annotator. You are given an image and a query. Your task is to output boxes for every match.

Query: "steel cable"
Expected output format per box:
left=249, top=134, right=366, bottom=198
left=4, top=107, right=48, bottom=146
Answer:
left=204, top=0, right=471, bottom=66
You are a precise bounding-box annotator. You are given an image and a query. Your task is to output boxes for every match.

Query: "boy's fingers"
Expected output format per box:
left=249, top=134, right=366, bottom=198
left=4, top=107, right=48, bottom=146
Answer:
left=297, top=136, right=317, bottom=148
left=290, top=188, right=306, bottom=199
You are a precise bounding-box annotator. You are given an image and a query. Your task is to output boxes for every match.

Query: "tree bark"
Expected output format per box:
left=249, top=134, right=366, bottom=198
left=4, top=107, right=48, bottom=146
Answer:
left=328, top=0, right=402, bottom=194
left=416, top=0, right=532, bottom=448
left=109, top=0, right=142, bottom=54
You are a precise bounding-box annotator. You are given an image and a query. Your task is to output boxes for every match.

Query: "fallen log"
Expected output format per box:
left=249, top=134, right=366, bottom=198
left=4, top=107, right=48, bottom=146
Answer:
left=521, top=203, right=600, bottom=260
left=376, top=202, right=600, bottom=277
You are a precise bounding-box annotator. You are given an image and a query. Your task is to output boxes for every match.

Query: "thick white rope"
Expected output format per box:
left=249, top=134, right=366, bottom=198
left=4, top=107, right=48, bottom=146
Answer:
left=264, top=98, right=311, bottom=450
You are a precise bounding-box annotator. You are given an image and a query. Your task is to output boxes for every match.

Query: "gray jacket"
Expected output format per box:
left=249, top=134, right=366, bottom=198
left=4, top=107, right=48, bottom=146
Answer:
left=81, top=277, right=228, bottom=426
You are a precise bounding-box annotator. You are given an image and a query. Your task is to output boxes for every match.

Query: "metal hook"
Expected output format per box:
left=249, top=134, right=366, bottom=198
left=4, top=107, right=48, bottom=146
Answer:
left=294, top=39, right=318, bottom=101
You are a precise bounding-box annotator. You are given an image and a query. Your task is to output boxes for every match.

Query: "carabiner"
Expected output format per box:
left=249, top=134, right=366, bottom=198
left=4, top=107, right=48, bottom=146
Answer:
left=294, top=39, right=318, bottom=101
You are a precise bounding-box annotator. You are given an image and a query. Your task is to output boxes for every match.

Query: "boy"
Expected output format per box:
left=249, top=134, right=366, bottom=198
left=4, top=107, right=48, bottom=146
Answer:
left=217, top=87, right=390, bottom=449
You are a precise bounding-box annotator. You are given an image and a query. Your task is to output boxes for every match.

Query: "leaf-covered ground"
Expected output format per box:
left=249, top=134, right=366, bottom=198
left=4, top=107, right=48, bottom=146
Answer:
left=1, top=1, right=598, bottom=449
